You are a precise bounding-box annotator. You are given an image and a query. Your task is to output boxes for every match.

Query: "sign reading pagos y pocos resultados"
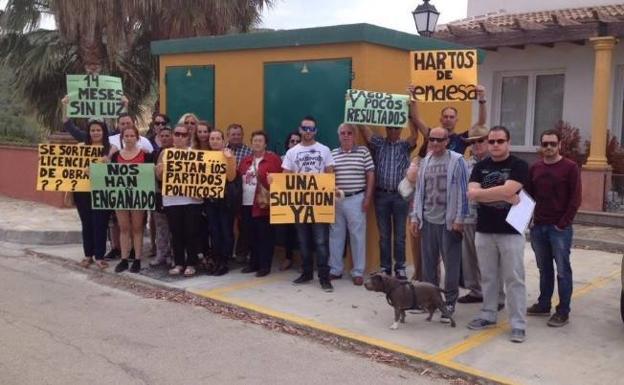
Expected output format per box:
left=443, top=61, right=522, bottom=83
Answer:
left=90, top=163, right=155, bottom=210
left=410, top=49, right=477, bottom=102
left=344, top=89, right=410, bottom=127
left=66, top=74, right=125, bottom=118
left=161, top=148, right=227, bottom=199
left=37, top=144, right=104, bottom=192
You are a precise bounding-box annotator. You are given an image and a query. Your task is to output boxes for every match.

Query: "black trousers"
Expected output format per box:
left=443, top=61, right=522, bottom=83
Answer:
left=242, top=206, right=275, bottom=271
left=74, top=192, right=111, bottom=260
left=165, top=204, right=201, bottom=267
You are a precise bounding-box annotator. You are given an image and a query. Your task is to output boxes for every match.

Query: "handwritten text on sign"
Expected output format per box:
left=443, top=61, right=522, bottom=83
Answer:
left=269, top=173, right=335, bottom=224
left=66, top=74, right=125, bottom=118
left=410, top=50, right=477, bottom=102
left=90, top=163, right=155, bottom=210
left=37, top=144, right=104, bottom=192
left=162, top=149, right=227, bottom=199
left=344, top=89, right=410, bottom=128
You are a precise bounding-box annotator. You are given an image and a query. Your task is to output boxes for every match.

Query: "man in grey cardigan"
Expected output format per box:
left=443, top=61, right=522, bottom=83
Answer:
left=409, top=127, right=469, bottom=322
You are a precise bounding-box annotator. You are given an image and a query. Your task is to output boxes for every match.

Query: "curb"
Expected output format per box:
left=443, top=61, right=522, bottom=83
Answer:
left=0, top=228, right=81, bottom=245
left=573, top=237, right=624, bottom=254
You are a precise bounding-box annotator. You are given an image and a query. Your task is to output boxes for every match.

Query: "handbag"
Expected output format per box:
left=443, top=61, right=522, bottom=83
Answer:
left=253, top=158, right=270, bottom=209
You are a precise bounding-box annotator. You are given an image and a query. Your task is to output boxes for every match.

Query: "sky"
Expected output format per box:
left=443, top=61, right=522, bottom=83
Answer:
left=259, top=0, right=468, bottom=34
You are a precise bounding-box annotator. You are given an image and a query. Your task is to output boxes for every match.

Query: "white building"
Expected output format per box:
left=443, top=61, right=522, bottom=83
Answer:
left=434, top=1, right=624, bottom=211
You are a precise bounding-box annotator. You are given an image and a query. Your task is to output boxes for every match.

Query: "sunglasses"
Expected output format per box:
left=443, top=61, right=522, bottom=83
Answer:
left=541, top=141, right=558, bottom=148
left=488, top=139, right=507, bottom=145
left=174, top=132, right=189, bottom=137
left=154, top=121, right=166, bottom=126
left=184, top=121, right=197, bottom=125
left=428, top=137, right=448, bottom=143
left=300, top=126, right=317, bottom=132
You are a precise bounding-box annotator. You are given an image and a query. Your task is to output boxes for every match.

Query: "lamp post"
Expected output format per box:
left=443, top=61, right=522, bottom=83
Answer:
left=412, top=0, right=440, bottom=37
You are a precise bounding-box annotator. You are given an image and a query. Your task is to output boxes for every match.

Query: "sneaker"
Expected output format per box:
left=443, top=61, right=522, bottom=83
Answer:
left=395, top=270, right=408, bottom=280
left=105, top=248, right=121, bottom=260
left=320, top=280, right=334, bottom=293
left=467, top=318, right=497, bottom=330
left=510, top=328, right=526, bottom=343
left=114, top=259, right=129, bottom=273
left=293, top=274, right=313, bottom=284
left=129, top=259, right=141, bottom=273
left=440, top=304, right=455, bottom=324
left=547, top=313, right=569, bottom=327
left=457, top=294, right=483, bottom=304
left=527, top=303, right=551, bottom=316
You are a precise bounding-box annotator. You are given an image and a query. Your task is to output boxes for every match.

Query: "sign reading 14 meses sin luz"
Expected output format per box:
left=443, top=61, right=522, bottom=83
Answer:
left=344, top=89, right=410, bottom=128
left=37, top=144, right=104, bottom=192
left=66, top=74, right=125, bottom=118
left=161, top=148, right=228, bottom=199
left=270, top=173, right=335, bottom=224
left=90, top=163, right=156, bottom=210
left=410, top=49, right=478, bottom=102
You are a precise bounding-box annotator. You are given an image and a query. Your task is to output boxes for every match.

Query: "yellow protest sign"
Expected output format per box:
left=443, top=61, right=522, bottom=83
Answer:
left=410, top=49, right=478, bottom=102
left=37, top=144, right=104, bottom=192
left=269, top=173, right=335, bottom=224
left=161, top=148, right=227, bottom=199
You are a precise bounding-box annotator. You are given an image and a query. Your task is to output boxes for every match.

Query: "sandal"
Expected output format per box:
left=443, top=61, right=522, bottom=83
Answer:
left=95, top=260, right=109, bottom=270
left=169, top=265, right=183, bottom=276
left=79, top=257, right=94, bottom=268
left=184, top=266, right=196, bottom=277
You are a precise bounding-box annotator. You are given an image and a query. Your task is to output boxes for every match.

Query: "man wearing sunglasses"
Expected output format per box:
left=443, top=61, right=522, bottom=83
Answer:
left=466, top=126, right=529, bottom=343
left=457, top=125, right=506, bottom=309
left=408, top=85, right=487, bottom=155
left=358, top=113, right=418, bottom=280
left=525, top=130, right=581, bottom=327
left=282, top=116, right=335, bottom=292
left=410, top=127, right=469, bottom=323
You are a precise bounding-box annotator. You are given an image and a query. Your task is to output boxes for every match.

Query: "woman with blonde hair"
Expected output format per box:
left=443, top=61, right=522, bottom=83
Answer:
left=192, top=120, right=212, bottom=150
left=178, top=113, right=199, bottom=137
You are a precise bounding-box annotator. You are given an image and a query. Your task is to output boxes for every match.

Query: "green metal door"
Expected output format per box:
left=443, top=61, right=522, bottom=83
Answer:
left=264, top=59, right=352, bottom=154
left=165, top=66, right=215, bottom=126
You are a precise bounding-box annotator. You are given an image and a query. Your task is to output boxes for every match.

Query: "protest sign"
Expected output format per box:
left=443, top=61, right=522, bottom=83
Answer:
left=269, top=173, right=335, bottom=224
left=37, top=144, right=104, bottom=192
left=66, top=74, right=124, bottom=118
left=344, top=89, right=410, bottom=127
left=90, top=163, right=155, bottom=210
left=161, top=148, right=227, bottom=199
left=410, top=49, right=478, bottom=102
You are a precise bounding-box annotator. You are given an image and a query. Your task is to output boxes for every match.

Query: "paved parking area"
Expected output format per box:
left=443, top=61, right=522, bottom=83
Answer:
left=27, top=241, right=624, bottom=385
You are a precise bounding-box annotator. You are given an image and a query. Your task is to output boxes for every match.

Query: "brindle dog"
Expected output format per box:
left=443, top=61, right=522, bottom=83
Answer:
left=364, top=273, right=456, bottom=329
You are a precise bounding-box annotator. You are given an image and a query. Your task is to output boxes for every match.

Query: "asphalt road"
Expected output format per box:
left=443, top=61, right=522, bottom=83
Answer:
left=0, top=248, right=451, bottom=385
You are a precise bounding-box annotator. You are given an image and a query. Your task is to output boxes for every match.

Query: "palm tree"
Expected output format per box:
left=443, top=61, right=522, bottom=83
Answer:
left=0, top=0, right=273, bottom=131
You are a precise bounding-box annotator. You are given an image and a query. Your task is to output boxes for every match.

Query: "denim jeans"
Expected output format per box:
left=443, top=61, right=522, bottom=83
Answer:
left=374, top=191, right=408, bottom=274
left=329, top=192, right=367, bottom=277
left=296, top=223, right=330, bottom=280
left=530, top=224, right=574, bottom=315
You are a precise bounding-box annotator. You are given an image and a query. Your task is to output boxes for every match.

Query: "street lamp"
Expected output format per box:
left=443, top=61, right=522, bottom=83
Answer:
left=412, top=0, right=440, bottom=37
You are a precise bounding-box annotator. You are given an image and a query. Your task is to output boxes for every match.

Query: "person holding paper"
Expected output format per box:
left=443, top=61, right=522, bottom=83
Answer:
left=465, top=126, right=529, bottom=343
left=525, top=130, right=581, bottom=327
left=282, top=115, right=335, bottom=292
left=410, top=127, right=469, bottom=323
left=408, top=85, right=487, bottom=156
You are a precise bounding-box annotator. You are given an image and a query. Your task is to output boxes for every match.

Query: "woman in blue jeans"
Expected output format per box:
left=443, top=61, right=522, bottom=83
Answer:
left=73, top=119, right=112, bottom=269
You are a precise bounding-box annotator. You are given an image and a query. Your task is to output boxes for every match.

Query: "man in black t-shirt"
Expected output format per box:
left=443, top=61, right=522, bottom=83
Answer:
left=465, top=126, right=529, bottom=343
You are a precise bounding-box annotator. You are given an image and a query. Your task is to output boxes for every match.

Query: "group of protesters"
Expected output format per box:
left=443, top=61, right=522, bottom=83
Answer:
left=63, top=83, right=581, bottom=343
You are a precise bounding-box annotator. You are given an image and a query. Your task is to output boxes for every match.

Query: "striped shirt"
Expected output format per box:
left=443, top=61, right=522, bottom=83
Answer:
left=369, top=135, right=413, bottom=191
left=228, top=143, right=253, bottom=166
left=331, top=146, right=375, bottom=193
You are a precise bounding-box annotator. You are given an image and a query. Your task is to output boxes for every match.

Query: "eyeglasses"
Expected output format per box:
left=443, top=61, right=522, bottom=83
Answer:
left=472, top=138, right=486, bottom=144
left=300, top=126, right=316, bottom=132
left=428, top=137, right=448, bottom=143
left=541, top=141, right=558, bottom=148
left=154, top=121, right=166, bottom=126
left=174, top=132, right=189, bottom=137
left=289, top=139, right=300, bottom=144
left=488, top=139, right=507, bottom=145
left=184, top=121, right=196, bottom=125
